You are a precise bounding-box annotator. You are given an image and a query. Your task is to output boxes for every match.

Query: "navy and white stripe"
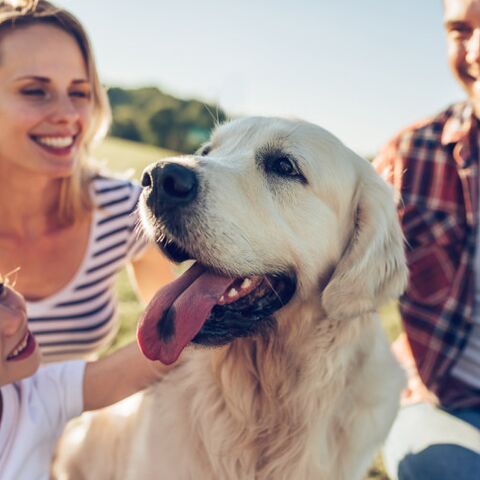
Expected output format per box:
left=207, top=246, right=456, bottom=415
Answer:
left=27, top=177, right=148, bottom=362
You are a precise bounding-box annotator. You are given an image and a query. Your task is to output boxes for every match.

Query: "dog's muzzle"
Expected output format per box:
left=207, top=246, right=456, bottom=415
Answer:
left=142, top=161, right=198, bottom=215
left=137, top=159, right=297, bottom=366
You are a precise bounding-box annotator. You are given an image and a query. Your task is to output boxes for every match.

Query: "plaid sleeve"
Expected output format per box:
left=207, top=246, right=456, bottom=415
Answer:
left=374, top=128, right=469, bottom=394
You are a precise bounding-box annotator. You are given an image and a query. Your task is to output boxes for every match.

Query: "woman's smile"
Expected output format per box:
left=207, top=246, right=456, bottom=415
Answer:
left=0, top=23, right=93, bottom=178
left=29, top=133, right=78, bottom=158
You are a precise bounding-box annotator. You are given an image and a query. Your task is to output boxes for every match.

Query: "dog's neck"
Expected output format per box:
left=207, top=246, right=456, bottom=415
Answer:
left=212, top=297, right=368, bottom=392
left=202, top=300, right=371, bottom=477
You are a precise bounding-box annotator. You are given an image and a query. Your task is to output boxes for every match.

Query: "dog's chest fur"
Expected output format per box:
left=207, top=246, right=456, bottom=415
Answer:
left=123, top=309, right=403, bottom=480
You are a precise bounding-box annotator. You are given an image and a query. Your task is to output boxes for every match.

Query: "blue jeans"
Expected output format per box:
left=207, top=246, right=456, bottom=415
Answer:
left=383, top=403, right=480, bottom=480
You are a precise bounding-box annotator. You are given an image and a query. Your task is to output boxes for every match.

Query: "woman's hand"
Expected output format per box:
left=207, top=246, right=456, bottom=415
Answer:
left=82, top=340, right=183, bottom=411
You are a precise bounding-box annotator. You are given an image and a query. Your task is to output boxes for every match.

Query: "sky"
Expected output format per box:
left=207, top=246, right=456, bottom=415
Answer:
left=56, top=0, right=461, bottom=157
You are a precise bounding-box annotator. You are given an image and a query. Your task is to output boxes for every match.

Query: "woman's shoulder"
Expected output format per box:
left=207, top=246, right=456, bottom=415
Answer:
left=89, top=174, right=142, bottom=212
left=90, top=174, right=142, bottom=200
left=87, top=174, right=146, bottom=251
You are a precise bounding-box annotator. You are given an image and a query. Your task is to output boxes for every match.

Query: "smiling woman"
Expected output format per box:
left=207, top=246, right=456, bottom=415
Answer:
left=0, top=25, right=94, bottom=178
left=0, top=5, right=177, bottom=476
left=0, top=0, right=174, bottom=363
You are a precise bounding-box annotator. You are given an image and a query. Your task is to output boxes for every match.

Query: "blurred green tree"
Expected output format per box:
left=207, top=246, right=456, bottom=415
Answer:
left=107, top=86, right=228, bottom=153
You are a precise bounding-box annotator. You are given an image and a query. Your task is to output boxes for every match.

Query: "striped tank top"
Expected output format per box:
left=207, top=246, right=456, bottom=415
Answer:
left=27, top=176, right=148, bottom=362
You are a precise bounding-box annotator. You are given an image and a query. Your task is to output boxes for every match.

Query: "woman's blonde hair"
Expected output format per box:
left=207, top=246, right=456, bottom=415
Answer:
left=0, top=0, right=111, bottom=225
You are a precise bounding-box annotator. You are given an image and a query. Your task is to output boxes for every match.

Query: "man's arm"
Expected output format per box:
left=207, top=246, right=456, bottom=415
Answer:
left=374, top=133, right=440, bottom=404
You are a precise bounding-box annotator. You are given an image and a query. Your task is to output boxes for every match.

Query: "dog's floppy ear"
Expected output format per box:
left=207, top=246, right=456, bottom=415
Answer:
left=321, top=164, right=408, bottom=320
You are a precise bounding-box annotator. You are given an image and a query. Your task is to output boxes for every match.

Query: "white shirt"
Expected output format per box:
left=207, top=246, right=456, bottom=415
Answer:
left=451, top=167, right=480, bottom=389
left=0, top=360, right=85, bottom=480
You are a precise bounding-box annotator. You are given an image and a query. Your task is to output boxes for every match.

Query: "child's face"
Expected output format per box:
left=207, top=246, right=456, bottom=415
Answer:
left=0, top=284, right=40, bottom=387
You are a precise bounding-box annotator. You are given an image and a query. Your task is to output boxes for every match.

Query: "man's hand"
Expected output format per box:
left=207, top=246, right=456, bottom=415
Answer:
left=392, top=333, right=439, bottom=406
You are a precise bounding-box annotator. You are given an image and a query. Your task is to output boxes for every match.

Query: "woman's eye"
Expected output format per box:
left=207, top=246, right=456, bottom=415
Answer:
left=21, top=89, right=46, bottom=97
left=70, top=90, right=91, bottom=99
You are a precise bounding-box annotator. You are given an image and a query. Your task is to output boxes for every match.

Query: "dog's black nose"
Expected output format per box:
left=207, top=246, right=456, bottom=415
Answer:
left=142, top=162, right=198, bottom=207
left=141, top=169, right=152, bottom=188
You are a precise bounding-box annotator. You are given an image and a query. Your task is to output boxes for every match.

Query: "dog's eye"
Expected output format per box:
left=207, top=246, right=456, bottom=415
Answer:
left=272, top=156, right=297, bottom=176
left=258, top=148, right=306, bottom=184
left=196, top=144, right=211, bottom=156
left=268, top=155, right=305, bottom=181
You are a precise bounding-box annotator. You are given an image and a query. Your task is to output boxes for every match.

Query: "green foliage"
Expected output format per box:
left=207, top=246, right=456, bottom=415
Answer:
left=94, top=135, right=175, bottom=179
left=110, top=116, right=142, bottom=142
left=107, top=86, right=227, bottom=154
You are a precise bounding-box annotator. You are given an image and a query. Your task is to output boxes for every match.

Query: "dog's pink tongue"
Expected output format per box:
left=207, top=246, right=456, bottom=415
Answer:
left=137, top=262, right=235, bottom=364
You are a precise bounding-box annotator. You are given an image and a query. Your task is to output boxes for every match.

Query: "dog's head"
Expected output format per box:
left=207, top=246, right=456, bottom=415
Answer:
left=137, top=117, right=407, bottom=363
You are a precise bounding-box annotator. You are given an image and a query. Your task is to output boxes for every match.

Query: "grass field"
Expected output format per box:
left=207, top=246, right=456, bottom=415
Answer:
left=93, top=137, right=176, bottom=352
left=95, top=136, right=402, bottom=480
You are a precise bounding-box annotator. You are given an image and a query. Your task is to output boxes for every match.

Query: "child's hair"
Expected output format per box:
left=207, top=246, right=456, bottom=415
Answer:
left=0, top=0, right=111, bottom=226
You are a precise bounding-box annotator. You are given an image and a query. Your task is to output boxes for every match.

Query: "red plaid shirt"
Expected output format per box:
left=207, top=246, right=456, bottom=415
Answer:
left=374, top=101, right=480, bottom=408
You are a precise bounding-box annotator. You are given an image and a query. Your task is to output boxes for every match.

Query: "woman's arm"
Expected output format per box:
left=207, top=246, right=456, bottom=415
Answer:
left=129, top=244, right=176, bottom=304
left=82, top=341, right=176, bottom=411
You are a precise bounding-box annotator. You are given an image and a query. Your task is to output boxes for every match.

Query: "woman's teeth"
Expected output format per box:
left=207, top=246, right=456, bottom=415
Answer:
left=35, top=136, right=75, bottom=148
left=7, top=331, right=29, bottom=360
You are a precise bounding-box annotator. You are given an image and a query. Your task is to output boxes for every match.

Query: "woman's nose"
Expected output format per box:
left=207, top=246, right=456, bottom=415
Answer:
left=49, top=95, right=81, bottom=124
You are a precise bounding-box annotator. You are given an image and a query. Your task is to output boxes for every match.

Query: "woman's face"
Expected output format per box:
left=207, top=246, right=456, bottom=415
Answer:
left=0, top=284, right=39, bottom=387
left=0, top=23, right=93, bottom=179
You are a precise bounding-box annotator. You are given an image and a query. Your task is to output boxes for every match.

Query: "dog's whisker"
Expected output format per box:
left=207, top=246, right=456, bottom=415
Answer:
left=203, top=103, right=221, bottom=129
left=133, top=209, right=150, bottom=241
left=264, top=276, right=285, bottom=306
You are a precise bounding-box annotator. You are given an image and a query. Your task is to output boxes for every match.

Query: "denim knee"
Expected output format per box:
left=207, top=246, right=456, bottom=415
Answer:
left=398, top=444, right=480, bottom=480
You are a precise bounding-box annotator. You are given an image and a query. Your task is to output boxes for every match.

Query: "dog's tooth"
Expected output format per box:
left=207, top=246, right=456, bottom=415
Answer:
left=240, top=278, right=252, bottom=290
left=219, top=295, right=225, bottom=303
left=227, top=288, right=238, bottom=298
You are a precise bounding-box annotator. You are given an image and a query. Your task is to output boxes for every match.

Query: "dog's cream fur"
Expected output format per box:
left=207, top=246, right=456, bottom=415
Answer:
left=55, top=117, right=407, bottom=480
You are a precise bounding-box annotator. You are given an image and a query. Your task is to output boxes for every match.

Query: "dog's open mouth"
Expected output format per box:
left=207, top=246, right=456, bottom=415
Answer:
left=137, top=235, right=296, bottom=365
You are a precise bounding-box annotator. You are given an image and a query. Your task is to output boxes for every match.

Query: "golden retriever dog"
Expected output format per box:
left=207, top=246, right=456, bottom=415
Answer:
left=55, top=117, right=407, bottom=480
